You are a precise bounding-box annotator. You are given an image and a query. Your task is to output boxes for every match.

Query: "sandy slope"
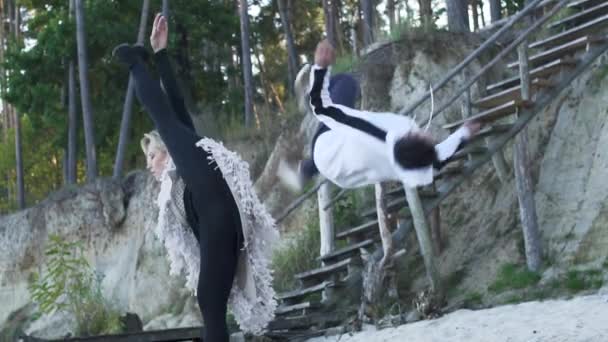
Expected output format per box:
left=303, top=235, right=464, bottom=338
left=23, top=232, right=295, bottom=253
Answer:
left=307, top=294, right=608, bottom=342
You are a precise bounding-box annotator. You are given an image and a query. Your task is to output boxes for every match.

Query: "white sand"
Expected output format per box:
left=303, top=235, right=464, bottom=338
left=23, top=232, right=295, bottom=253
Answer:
left=307, top=294, right=608, bottom=342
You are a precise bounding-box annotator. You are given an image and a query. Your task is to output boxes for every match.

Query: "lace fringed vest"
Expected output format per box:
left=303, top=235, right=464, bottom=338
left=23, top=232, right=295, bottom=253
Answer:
left=154, top=139, right=279, bottom=334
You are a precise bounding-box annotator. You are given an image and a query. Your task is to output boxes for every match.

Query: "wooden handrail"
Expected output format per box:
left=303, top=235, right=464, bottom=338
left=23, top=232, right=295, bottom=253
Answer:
left=398, top=0, right=550, bottom=118
left=419, top=0, right=571, bottom=127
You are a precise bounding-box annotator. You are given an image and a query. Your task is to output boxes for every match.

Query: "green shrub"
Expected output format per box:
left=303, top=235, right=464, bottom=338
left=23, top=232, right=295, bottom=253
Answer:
left=272, top=220, right=322, bottom=292
left=28, top=235, right=123, bottom=336
left=463, top=292, right=483, bottom=307
left=333, top=54, right=359, bottom=74
left=563, top=270, right=603, bottom=292
left=488, top=263, right=541, bottom=293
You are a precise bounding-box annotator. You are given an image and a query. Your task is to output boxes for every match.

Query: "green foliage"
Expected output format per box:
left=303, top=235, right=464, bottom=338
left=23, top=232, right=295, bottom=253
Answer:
left=463, top=292, right=483, bottom=307
left=271, top=219, right=321, bottom=292
left=488, top=263, right=541, bottom=293
left=0, top=116, right=65, bottom=213
left=28, top=234, right=123, bottom=337
left=444, top=268, right=468, bottom=296
left=333, top=53, right=360, bottom=74
left=562, top=270, right=603, bottom=292
left=333, top=190, right=364, bottom=230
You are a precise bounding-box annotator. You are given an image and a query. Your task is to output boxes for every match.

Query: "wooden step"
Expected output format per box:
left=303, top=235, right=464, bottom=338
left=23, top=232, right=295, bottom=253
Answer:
left=268, top=311, right=342, bottom=331
left=319, top=239, right=375, bottom=264
left=361, top=196, right=406, bottom=217
left=450, top=145, right=489, bottom=161
left=386, top=186, right=406, bottom=198
left=362, top=190, right=438, bottom=217
left=295, top=257, right=354, bottom=284
left=510, top=35, right=601, bottom=69
left=472, top=124, right=514, bottom=140
left=550, top=1, right=608, bottom=29
left=443, top=100, right=531, bottom=130
left=487, top=58, right=576, bottom=92
left=434, top=165, right=464, bottom=180
left=275, top=301, right=321, bottom=316
left=278, top=281, right=336, bottom=303
left=473, top=78, right=553, bottom=108
left=529, top=13, right=608, bottom=50
left=568, top=0, right=606, bottom=10
left=335, top=220, right=378, bottom=241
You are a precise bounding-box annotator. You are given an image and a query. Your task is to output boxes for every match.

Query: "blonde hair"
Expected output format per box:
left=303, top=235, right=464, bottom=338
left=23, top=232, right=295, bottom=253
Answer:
left=140, top=130, right=167, bottom=155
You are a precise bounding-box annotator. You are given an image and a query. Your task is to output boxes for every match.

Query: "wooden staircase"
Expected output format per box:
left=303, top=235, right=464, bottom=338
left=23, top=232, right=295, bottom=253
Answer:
left=267, top=0, right=608, bottom=339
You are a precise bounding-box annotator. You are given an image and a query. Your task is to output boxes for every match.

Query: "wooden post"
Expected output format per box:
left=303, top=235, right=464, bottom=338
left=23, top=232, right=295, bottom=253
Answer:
left=318, top=183, right=335, bottom=258
left=318, top=182, right=335, bottom=301
left=404, top=186, right=442, bottom=294
left=460, top=80, right=473, bottom=163
left=515, top=41, right=542, bottom=272
left=375, top=183, right=393, bottom=266
left=429, top=183, right=442, bottom=254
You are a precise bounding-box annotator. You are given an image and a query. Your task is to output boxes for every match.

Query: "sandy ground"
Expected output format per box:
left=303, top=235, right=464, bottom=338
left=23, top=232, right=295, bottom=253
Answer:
left=307, top=294, right=608, bottom=342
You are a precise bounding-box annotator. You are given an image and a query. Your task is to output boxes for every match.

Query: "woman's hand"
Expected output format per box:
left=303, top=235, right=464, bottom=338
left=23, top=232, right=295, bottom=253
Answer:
left=314, top=39, right=336, bottom=68
left=150, top=13, right=168, bottom=53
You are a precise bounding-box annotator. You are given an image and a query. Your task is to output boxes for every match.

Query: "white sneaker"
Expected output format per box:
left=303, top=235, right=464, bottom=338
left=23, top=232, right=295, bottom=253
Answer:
left=277, top=158, right=304, bottom=192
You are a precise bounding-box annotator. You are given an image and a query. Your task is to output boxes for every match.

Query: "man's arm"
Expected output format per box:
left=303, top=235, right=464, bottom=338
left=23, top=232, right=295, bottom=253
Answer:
left=150, top=13, right=195, bottom=131
left=308, top=40, right=388, bottom=143
left=434, top=121, right=480, bottom=162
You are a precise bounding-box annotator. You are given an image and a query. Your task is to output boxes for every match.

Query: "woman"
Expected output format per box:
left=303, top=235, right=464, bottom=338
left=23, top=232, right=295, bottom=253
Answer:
left=114, top=14, right=277, bottom=341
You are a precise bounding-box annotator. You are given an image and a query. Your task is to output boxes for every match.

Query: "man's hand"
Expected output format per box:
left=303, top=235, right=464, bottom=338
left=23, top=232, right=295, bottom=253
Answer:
left=314, top=39, right=336, bottom=68
left=150, top=13, right=168, bottom=53
left=464, top=120, right=482, bottom=136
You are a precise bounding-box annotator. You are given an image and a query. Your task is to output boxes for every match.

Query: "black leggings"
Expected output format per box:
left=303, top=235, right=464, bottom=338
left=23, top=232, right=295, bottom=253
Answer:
left=131, top=61, right=242, bottom=342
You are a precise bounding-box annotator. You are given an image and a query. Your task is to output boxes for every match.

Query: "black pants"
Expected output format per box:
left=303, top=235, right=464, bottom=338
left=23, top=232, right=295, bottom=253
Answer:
left=131, top=61, right=242, bottom=342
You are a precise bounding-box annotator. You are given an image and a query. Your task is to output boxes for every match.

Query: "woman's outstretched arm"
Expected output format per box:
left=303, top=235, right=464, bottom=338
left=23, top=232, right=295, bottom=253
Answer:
left=150, top=13, right=195, bottom=131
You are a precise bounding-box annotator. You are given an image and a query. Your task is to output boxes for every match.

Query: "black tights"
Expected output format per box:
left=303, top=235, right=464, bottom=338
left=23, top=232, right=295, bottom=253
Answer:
left=131, top=61, right=241, bottom=342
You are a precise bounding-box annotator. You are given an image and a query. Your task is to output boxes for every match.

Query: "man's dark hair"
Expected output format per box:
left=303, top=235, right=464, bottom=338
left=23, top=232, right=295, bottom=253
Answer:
left=393, top=134, right=438, bottom=169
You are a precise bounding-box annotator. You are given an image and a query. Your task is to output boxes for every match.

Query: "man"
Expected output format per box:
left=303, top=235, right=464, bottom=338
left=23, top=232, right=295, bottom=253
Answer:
left=281, top=40, right=480, bottom=191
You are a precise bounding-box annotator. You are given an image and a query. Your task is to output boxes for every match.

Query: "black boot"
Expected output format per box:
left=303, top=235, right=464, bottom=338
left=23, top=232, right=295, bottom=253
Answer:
left=112, top=43, right=148, bottom=67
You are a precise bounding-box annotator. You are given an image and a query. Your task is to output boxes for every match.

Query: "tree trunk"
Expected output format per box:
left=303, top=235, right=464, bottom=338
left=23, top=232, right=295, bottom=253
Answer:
left=322, top=0, right=338, bottom=47
left=277, top=0, right=298, bottom=96
left=490, top=0, right=501, bottom=23
left=67, top=0, right=77, bottom=184
left=75, top=0, right=97, bottom=181
left=361, top=0, right=374, bottom=46
left=113, top=0, right=150, bottom=179
left=10, top=1, right=24, bottom=209
left=471, top=0, right=479, bottom=31
left=239, top=0, right=254, bottom=128
left=332, top=0, right=344, bottom=53
left=387, top=0, right=396, bottom=32
left=14, top=107, right=24, bottom=209
left=479, top=0, right=486, bottom=27
left=447, top=0, right=469, bottom=33
left=162, top=0, right=169, bottom=19
left=418, top=0, right=433, bottom=30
